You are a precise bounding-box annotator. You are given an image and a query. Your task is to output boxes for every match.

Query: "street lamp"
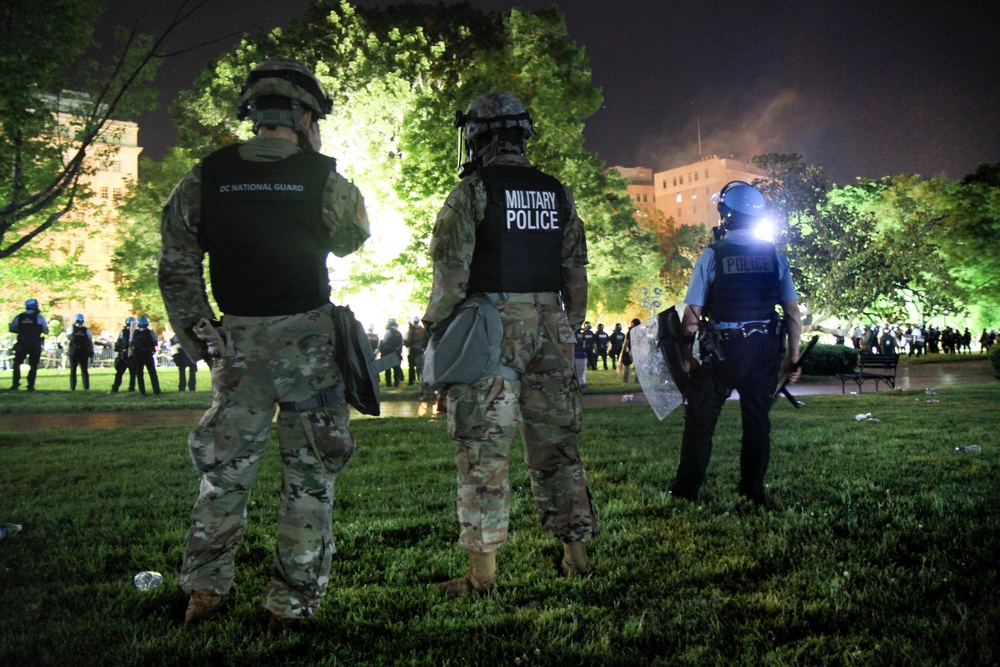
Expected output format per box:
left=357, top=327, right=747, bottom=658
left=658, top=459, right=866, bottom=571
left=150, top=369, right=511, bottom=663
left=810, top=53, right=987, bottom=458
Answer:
left=641, top=287, right=663, bottom=315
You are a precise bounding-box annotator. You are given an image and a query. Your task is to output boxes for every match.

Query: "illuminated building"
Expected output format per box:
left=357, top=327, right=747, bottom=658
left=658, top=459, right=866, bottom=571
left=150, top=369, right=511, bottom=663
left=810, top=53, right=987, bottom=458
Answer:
left=40, top=92, right=141, bottom=335
left=613, top=155, right=766, bottom=229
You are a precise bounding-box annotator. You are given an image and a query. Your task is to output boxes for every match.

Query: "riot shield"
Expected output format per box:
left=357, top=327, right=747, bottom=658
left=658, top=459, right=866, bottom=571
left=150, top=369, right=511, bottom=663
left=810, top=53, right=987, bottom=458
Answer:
left=631, top=308, right=685, bottom=420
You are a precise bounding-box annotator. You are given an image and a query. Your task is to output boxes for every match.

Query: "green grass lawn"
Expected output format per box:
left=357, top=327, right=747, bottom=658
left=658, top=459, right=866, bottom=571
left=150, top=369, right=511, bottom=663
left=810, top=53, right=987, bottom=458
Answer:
left=0, top=372, right=997, bottom=665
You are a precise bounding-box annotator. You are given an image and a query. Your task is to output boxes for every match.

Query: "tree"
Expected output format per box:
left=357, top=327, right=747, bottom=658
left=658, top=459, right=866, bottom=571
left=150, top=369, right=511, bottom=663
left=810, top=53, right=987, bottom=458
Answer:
left=0, top=0, right=220, bottom=262
left=111, top=148, right=203, bottom=323
left=127, top=1, right=652, bottom=316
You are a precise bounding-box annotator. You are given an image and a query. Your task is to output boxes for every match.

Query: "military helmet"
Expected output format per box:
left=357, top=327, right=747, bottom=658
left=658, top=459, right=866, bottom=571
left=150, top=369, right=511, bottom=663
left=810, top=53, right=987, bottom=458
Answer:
left=24, top=298, right=39, bottom=311
left=74, top=314, right=84, bottom=325
left=717, top=181, right=766, bottom=230
left=454, top=91, right=533, bottom=166
left=237, top=60, right=332, bottom=131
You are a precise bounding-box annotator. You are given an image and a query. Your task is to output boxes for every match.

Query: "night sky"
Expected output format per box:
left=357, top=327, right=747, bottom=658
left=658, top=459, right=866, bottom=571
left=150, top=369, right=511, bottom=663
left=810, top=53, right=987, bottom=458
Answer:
left=96, top=0, right=999, bottom=185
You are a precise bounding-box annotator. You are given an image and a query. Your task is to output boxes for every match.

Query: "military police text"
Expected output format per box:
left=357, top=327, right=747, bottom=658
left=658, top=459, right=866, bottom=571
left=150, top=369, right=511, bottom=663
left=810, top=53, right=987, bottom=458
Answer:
left=505, top=189, right=560, bottom=231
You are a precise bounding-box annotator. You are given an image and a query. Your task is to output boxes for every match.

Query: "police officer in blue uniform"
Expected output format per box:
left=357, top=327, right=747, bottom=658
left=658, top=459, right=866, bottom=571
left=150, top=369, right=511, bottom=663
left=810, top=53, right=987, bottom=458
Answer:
left=669, top=182, right=802, bottom=505
left=68, top=314, right=95, bottom=391
left=9, top=298, right=49, bottom=391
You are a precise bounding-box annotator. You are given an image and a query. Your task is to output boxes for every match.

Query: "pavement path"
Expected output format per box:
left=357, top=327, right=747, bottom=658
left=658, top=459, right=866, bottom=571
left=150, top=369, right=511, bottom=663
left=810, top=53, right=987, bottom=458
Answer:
left=0, top=358, right=994, bottom=431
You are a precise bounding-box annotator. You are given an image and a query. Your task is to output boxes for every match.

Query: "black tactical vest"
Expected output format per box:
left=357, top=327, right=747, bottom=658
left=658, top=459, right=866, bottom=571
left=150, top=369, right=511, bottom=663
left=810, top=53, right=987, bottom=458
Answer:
left=199, top=144, right=334, bottom=316
left=466, top=164, right=566, bottom=294
left=705, top=238, right=781, bottom=323
left=70, top=325, right=89, bottom=353
left=15, top=312, right=43, bottom=345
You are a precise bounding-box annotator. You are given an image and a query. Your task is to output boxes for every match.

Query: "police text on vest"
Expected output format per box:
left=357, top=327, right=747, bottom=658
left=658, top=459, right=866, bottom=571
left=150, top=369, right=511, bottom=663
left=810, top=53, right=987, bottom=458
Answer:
left=722, top=255, right=774, bottom=274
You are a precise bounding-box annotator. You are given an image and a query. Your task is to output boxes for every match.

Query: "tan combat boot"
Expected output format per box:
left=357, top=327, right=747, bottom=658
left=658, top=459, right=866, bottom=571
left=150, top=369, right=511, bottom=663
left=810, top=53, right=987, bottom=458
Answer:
left=561, top=541, right=593, bottom=577
left=184, top=590, right=222, bottom=626
left=438, top=551, right=496, bottom=595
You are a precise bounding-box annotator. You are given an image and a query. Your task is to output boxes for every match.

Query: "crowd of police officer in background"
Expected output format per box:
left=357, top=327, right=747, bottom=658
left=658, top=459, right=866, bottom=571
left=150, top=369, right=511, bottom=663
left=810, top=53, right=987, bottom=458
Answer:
left=4, top=305, right=194, bottom=394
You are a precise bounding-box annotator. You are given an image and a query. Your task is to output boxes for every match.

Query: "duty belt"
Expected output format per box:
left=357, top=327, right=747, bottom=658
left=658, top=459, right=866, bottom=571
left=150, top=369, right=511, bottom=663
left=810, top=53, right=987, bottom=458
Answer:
left=716, top=322, right=773, bottom=341
left=483, top=292, right=561, bottom=307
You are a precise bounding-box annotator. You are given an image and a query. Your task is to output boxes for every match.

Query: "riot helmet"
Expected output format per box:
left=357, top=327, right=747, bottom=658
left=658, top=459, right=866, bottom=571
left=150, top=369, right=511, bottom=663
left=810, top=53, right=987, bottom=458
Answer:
left=125, top=316, right=136, bottom=326
left=237, top=60, right=331, bottom=137
left=74, top=314, right=84, bottom=325
left=137, top=316, right=150, bottom=328
left=453, top=91, right=533, bottom=174
left=24, top=298, right=39, bottom=312
left=597, top=324, right=604, bottom=331
left=716, top=181, right=766, bottom=231
left=387, top=318, right=398, bottom=329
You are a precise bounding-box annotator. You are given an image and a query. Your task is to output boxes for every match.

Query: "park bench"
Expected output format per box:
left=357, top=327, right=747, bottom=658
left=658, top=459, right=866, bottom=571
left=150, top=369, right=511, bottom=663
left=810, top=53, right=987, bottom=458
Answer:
left=837, top=352, right=900, bottom=394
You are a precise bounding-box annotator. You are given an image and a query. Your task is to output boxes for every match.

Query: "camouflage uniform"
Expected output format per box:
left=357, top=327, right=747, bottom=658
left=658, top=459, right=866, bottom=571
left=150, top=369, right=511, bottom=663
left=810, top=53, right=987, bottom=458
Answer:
left=423, top=153, right=597, bottom=553
left=159, top=135, right=369, bottom=619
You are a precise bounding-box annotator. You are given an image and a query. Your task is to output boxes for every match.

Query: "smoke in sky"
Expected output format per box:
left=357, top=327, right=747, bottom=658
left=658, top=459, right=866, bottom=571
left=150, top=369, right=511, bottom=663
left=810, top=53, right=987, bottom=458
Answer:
left=636, top=88, right=833, bottom=177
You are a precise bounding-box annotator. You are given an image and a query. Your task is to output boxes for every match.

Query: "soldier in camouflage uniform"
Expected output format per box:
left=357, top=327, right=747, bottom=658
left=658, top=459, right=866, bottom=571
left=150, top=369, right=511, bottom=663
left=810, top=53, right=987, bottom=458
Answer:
left=158, top=60, right=370, bottom=630
left=422, top=91, right=598, bottom=595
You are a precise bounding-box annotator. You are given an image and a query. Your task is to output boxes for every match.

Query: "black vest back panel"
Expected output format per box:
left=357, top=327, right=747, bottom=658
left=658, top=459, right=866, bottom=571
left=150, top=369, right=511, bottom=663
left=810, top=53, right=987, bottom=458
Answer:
left=15, top=313, right=43, bottom=343
left=200, top=144, right=334, bottom=316
left=466, top=164, right=566, bottom=294
left=71, top=325, right=89, bottom=351
left=706, top=238, right=781, bottom=322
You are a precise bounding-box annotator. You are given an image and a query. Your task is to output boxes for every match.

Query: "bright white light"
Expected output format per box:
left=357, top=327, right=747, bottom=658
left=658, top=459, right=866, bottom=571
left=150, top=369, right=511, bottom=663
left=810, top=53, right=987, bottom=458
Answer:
left=753, top=217, right=775, bottom=242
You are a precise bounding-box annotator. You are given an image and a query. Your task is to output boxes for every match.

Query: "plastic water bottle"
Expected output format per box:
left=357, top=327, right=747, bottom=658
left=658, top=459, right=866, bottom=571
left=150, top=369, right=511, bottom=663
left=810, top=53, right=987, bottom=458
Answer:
left=0, top=523, right=23, bottom=540
left=955, top=445, right=982, bottom=454
left=133, top=571, right=164, bottom=590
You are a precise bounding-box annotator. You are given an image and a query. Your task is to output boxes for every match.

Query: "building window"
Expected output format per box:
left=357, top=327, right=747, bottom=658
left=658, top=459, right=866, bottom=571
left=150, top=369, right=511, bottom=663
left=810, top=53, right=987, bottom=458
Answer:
left=691, top=189, right=697, bottom=199
left=679, top=175, right=684, bottom=185
left=112, top=161, right=122, bottom=173
left=100, top=186, right=109, bottom=199
left=663, top=180, right=668, bottom=188
left=642, top=194, right=648, bottom=202
left=677, top=208, right=682, bottom=218
left=676, top=193, right=683, bottom=203
left=693, top=205, right=698, bottom=214
left=694, top=172, right=699, bottom=181
left=112, top=188, right=123, bottom=201
left=704, top=169, right=709, bottom=178
left=672, top=177, right=677, bottom=187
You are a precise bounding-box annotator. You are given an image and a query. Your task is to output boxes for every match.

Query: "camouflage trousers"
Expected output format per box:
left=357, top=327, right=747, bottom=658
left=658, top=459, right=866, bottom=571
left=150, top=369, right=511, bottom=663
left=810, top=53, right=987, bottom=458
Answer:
left=447, top=294, right=598, bottom=553
left=179, top=308, right=355, bottom=619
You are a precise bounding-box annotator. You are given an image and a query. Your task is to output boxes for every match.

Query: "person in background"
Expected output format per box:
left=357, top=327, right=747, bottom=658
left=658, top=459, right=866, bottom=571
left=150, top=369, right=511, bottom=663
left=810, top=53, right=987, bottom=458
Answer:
left=8, top=298, right=48, bottom=391
left=379, top=318, right=404, bottom=387
left=619, top=318, right=641, bottom=383
left=67, top=314, right=94, bottom=391
left=404, top=316, right=428, bottom=386
left=595, top=323, right=610, bottom=370
left=109, top=317, right=137, bottom=393
left=170, top=334, right=198, bottom=392
left=130, top=316, right=162, bottom=396
left=608, top=323, right=625, bottom=371
left=422, top=91, right=597, bottom=595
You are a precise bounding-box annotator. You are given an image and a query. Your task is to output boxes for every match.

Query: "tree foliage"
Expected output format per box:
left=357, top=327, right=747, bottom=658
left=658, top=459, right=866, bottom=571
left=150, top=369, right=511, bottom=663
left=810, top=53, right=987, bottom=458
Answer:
left=124, top=1, right=652, bottom=315
left=751, top=153, right=996, bottom=327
